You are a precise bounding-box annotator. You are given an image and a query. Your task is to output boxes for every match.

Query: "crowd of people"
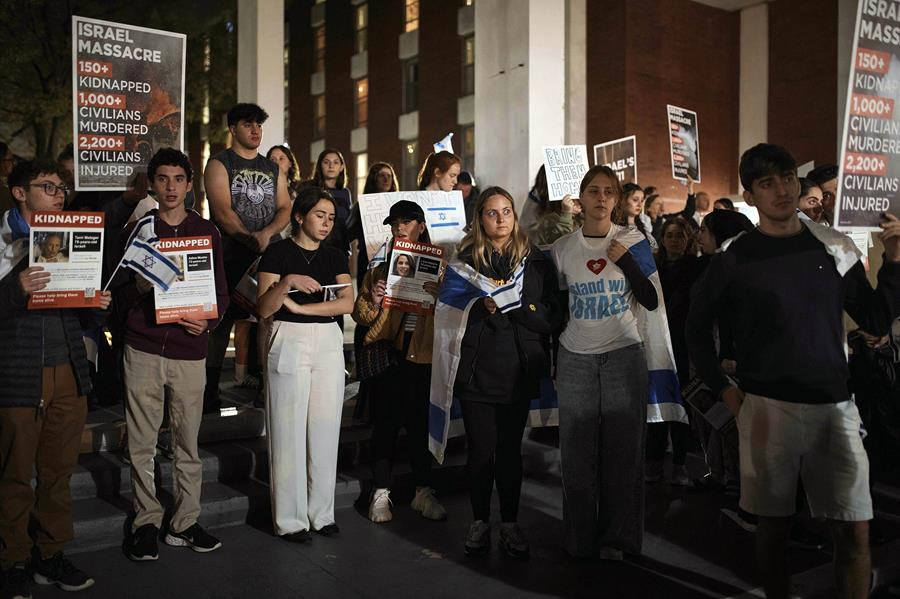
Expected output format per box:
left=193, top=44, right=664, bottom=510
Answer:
left=1, top=102, right=899, bottom=599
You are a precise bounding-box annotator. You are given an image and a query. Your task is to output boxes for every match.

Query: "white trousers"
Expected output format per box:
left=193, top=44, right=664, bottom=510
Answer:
left=265, top=320, right=345, bottom=534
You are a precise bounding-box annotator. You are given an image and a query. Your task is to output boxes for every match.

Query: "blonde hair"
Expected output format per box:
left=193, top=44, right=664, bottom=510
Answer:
left=458, top=186, right=531, bottom=275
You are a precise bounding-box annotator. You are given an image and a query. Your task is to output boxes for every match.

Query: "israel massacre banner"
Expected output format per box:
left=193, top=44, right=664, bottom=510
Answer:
left=666, top=105, right=701, bottom=182
left=72, top=16, right=186, bottom=191
left=834, top=0, right=900, bottom=230
left=593, top=135, right=637, bottom=183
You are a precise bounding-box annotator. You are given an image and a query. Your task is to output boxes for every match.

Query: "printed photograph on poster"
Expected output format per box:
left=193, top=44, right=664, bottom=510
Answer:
left=834, top=1, right=900, bottom=230
left=666, top=105, right=701, bottom=182
left=72, top=16, right=186, bottom=191
left=542, top=145, right=590, bottom=202
left=152, top=236, right=218, bottom=324
left=27, top=211, right=104, bottom=309
left=593, top=135, right=637, bottom=183
left=359, top=190, right=467, bottom=261
left=383, top=239, right=444, bottom=314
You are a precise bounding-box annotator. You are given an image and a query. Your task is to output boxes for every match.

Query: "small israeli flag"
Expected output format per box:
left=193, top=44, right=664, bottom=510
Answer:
left=433, top=132, right=454, bottom=155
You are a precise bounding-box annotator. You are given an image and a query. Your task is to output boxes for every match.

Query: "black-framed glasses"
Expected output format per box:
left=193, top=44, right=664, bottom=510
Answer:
left=26, top=183, right=69, bottom=196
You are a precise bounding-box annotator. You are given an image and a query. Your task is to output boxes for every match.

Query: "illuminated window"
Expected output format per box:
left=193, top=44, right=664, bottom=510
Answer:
left=313, top=95, right=326, bottom=139
left=461, top=36, right=474, bottom=96
left=354, top=78, right=368, bottom=128
left=402, top=141, right=419, bottom=190
left=402, top=59, right=418, bottom=113
left=355, top=4, right=368, bottom=54
left=314, top=26, right=326, bottom=73
left=404, top=0, right=419, bottom=32
left=355, top=153, right=368, bottom=197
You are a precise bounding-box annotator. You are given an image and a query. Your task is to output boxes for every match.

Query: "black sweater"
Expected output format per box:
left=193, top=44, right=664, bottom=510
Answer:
left=686, top=227, right=900, bottom=404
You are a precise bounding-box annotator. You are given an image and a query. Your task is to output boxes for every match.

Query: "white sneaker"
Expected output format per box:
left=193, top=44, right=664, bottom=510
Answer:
left=410, top=486, right=447, bottom=521
left=368, top=488, right=393, bottom=523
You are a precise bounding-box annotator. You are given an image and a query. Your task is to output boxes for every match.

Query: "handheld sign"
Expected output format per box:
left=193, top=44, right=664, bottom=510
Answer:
left=152, top=236, right=218, bottom=324
left=383, top=239, right=444, bottom=314
left=666, top=105, right=701, bottom=182
left=28, top=211, right=105, bottom=309
left=593, top=135, right=637, bottom=183
left=542, top=145, right=590, bottom=202
left=834, top=0, right=900, bottom=230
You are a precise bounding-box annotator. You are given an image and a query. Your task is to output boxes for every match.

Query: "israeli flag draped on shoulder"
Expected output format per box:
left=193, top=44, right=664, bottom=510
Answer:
left=614, top=226, right=688, bottom=424
left=109, top=214, right=182, bottom=292
left=428, top=253, right=526, bottom=463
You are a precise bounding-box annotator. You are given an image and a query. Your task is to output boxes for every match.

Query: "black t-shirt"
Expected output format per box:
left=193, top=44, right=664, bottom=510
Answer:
left=258, top=238, right=350, bottom=323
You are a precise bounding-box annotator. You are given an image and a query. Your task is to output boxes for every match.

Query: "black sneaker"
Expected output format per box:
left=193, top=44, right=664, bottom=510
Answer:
left=164, top=523, right=222, bottom=553
left=280, top=530, right=312, bottom=544
left=313, top=523, right=340, bottom=537
left=127, top=524, right=159, bottom=561
left=32, top=553, right=94, bottom=592
left=2, top=563, right=32, bottom=599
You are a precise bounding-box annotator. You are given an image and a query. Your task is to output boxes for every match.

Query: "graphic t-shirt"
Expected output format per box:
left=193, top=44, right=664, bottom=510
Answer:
left=550, top=225, right=642, bottom=355
left=257, top=238, right=350, bottom=324
left=211, top=148, right=279, bottom=233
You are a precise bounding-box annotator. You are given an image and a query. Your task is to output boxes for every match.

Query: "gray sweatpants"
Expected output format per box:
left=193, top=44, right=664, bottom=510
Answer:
left=556, top=342, right=648, bottom=557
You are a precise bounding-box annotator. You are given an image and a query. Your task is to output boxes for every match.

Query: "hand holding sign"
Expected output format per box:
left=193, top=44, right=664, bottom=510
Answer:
left=19, top=267, right=51, bottom=296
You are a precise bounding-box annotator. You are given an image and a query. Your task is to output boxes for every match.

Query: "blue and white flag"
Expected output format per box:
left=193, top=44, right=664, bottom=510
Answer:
left=433, top=132, right=454, bottom=155
left=113, top=214, right=182, bottom=292
left=614, top=227, right=687, bottom=424
left=429, top=257, right=532, bottom=463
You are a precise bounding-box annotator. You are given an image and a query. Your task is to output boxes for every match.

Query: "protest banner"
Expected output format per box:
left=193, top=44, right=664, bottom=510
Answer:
left=834, top=0, right=900, bottom=230
left=666, top=105, right=701, bottom=182
left=359, top=190, right=467, bottom=261
left=542, top=145, right=590, bottom=202
left=593, top=135, right=637, bottom=183
left=28, top=211, right=104, bottom=309
left=383, top=239, right=444, bottom=314
left=152, top=236, right=218, bottom=324
left=72, top=16, right=186, bottom=191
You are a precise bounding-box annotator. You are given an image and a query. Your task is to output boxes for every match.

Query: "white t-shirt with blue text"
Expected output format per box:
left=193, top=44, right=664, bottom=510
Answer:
left=550, top=225, right=642, bottom=355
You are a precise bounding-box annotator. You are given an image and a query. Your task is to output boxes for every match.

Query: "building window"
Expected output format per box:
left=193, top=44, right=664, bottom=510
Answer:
left=402, top=59, right=418, bottom=113
left=355, top=153, right=368, bottom=197
left=354, top=78, right=369, bottom=128
left=314, top=26, right=326, bottom=73
left=461, top=35, right=474, bottom=96
left=355, top=3, right=368, bottom=54
left=402, top=141, right=419, bottom=190
left=404, top=0, right=419, bottom=32
left=461, top=126, right=475, bottom=172
left=313, top=95, right=326, bottom=139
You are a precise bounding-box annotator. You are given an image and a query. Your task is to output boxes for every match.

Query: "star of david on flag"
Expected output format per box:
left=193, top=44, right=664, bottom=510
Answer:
left=107, top=214, right=182, bottom=292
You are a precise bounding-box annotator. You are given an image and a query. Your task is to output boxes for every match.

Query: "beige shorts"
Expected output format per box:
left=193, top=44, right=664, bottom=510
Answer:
left=737, top=394, right=872, bottom=521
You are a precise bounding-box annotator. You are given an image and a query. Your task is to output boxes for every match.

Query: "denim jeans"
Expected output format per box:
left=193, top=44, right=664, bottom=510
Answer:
left=556, top=342, right=648, bottom=557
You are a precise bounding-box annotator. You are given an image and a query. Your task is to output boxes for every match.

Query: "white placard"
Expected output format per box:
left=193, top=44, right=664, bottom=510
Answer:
left=542, top=145, right=590, bottom=202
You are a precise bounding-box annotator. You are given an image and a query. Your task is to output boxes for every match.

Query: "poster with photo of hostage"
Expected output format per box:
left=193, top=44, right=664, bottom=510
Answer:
left=667, top=105, right=701, bottom=182
left=834, top=0, right=900, bottom=230
left=359, top=190, right=466, bottom=261
left=72, top=16, right=186, bottom=190
left=542, top=145, right=590, bottom=202
left=383, top=239, right=444, bottom=314
left=28, top=211, right=104, bottom=309
left=153, top=236, right=218, bottom=324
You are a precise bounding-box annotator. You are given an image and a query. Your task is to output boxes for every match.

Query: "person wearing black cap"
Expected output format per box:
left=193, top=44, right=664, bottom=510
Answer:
left=455, top=171, right=481, bottom=226
left=352, top=200, right=447, bottom=524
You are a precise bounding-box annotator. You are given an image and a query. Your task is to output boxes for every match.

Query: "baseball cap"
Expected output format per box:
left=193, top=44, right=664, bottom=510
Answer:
left=383, top=200, right=426, bottom=225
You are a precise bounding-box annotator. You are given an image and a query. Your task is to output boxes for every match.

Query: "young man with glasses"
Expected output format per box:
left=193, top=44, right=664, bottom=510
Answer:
left=0, top=160, right=112, bottom=598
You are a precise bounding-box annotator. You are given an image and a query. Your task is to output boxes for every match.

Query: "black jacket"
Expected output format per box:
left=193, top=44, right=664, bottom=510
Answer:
left=0, top=257, right=93, bottom=408
left=454, top=245, right=563, bottom=404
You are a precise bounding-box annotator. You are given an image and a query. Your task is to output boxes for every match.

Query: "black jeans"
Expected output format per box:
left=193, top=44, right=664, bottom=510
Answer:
left=370, top=357, right=432, bottom=489
left=460, top=399, right=530, bottom=523
left=647, top=421, right=690, bottom=466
